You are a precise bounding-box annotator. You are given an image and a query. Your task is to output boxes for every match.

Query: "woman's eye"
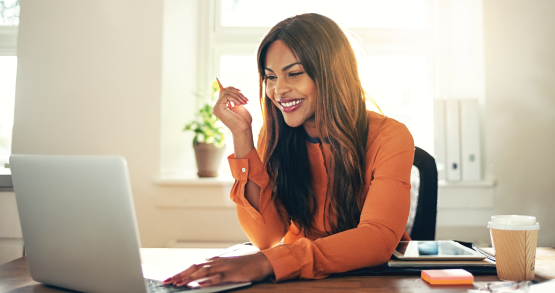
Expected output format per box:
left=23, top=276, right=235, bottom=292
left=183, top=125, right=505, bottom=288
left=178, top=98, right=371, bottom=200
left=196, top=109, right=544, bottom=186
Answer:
left=266, top=75, right=277, bottom=81
left=289, top=72, right=304, bottom=77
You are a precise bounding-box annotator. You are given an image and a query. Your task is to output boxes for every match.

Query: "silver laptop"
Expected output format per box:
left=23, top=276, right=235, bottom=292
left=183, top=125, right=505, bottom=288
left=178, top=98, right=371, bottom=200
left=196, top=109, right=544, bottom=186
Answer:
left=10, top=155, right=250, bottom=293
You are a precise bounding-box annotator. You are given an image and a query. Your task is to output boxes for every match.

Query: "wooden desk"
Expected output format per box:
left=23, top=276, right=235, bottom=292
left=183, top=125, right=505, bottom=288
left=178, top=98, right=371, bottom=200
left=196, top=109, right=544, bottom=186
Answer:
left=1, top=248, right=554, bottom=293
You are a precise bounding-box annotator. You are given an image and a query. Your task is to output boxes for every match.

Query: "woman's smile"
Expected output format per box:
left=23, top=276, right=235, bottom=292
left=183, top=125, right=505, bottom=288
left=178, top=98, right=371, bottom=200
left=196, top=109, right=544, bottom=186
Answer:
left=278, top=98, right=305, bottom=113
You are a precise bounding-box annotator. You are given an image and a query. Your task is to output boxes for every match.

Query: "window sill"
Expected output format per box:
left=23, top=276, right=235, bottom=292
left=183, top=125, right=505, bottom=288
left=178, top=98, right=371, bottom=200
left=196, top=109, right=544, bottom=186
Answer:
left=0, top=167, right=13, bottom=190
left=0, top=26, right=18, bottom=34
left=154, top=172, right=236, bottom=208
left=154, top=173, right=235, bottom=187
left=437, top=179, right=496, bottom=216
left=152, top=175, right=497, bottom=210
left=154, top=177, right=495, bottom=188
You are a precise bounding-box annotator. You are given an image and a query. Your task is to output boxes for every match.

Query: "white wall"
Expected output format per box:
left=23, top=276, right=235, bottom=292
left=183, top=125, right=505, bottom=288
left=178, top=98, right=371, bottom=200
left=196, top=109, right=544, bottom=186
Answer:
left=435, top=0, right=555, bottom=247
left=12, top=0, right=246, bottom=248
left=483, top=0, right=555, bottom=246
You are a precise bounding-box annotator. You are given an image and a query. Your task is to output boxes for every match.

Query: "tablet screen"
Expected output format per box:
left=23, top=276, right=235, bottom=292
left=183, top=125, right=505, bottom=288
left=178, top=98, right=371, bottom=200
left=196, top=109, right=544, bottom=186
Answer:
left=394, top=241, right=482, bottom=258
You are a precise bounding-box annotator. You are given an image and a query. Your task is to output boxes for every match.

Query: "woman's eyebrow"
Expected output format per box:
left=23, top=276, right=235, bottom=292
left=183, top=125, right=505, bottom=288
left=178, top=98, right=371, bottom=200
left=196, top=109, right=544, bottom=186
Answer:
left=282, top=62, right=301, bottom=71
left=265, top=62, right=302, bottom=73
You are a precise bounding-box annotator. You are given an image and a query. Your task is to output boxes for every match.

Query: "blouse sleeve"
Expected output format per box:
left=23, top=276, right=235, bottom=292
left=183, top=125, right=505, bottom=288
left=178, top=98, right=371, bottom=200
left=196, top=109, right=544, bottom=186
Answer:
left=259, top=121, right=414, bottom=281
left=227, top=135, right=289, bottom=249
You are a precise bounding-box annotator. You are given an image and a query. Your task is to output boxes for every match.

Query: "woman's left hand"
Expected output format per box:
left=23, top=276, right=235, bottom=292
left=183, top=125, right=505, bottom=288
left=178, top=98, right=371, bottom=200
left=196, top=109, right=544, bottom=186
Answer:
left=166, top=252, right=274, bottom=288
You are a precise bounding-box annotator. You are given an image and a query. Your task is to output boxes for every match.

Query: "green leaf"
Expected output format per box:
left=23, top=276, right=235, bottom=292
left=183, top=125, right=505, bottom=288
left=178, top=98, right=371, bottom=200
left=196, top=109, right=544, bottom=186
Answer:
left=183, top=80, right=229, bottom=144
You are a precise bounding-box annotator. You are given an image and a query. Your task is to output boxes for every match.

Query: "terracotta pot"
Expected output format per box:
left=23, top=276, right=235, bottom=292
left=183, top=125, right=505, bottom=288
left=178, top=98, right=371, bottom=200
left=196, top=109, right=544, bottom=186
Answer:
left=193, top=142, right=226, bottom=177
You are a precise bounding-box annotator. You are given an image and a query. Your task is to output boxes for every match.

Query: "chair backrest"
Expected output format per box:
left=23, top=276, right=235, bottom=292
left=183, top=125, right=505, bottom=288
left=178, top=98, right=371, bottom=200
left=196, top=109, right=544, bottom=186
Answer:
left=405, top=147, right=438, bottom=240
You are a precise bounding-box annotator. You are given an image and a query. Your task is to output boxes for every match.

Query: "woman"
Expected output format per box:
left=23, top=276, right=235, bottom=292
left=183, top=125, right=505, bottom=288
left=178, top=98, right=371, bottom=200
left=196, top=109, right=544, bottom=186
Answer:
left=167, top=13, right=414, bottom=287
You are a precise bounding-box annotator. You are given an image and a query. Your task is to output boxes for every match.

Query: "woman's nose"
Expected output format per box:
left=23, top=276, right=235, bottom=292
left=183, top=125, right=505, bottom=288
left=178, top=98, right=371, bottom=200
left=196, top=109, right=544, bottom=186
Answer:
left=275, top=79, right=291, bottom=96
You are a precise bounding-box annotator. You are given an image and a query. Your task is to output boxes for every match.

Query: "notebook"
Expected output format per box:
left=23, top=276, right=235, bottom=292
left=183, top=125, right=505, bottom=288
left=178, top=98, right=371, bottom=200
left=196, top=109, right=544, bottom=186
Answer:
left=10, top=155, right=251, bottom=293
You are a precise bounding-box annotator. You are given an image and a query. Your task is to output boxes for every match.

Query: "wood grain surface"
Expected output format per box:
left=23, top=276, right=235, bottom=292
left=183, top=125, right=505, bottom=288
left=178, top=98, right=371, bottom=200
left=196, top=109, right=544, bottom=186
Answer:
left=1, top=247, right=553, bottom=293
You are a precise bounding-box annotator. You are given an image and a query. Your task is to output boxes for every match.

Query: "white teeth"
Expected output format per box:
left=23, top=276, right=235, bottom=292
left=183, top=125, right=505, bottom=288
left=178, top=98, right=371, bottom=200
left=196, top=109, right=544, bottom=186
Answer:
left=281, top=99, right=303, bottom=107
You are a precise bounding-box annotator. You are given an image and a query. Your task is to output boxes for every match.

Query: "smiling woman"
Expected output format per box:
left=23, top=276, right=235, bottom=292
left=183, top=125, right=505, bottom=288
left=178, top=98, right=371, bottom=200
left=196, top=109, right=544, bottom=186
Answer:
left=166, top=13, right=414, bottom=287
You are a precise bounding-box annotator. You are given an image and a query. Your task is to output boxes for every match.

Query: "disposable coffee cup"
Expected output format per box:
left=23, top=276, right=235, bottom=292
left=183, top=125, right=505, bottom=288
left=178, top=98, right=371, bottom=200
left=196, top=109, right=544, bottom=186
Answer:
left=488, top=215, right=540, bottom=281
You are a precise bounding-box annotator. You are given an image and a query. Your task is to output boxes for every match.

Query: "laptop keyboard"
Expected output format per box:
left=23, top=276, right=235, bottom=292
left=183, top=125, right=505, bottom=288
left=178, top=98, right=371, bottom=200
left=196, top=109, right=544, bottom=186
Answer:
left=146, top=278, right=195, bottom=292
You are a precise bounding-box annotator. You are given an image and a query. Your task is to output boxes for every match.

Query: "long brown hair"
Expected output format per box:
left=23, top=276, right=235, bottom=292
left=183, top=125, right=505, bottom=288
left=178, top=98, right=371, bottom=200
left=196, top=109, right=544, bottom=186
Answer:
left=257, top=13, right=369, bottom=236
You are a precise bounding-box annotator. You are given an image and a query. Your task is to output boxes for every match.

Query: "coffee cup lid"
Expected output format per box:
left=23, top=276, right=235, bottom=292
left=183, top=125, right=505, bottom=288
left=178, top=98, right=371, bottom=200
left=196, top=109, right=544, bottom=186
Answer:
left=487, top=215, right=540, bottom=230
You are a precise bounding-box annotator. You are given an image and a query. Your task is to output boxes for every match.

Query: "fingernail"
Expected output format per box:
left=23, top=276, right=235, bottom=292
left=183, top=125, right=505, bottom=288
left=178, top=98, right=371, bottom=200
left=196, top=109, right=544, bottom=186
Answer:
left=163, top=277, right=172, bottom=283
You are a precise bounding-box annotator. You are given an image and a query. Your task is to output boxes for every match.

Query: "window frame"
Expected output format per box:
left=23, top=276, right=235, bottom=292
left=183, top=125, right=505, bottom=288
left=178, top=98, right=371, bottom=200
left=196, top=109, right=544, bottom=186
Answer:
left=0, top=25, right=17, bottom=184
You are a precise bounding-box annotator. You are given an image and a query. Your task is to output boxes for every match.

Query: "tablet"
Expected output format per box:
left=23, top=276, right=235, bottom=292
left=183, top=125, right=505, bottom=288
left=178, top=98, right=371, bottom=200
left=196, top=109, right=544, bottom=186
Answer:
left=392, top=241, right=486, bottom=261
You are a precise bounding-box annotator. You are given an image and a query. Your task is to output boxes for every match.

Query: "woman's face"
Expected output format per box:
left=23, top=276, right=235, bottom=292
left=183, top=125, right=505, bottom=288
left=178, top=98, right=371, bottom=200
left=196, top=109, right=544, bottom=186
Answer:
left=264, top=40, right=318, bottom=129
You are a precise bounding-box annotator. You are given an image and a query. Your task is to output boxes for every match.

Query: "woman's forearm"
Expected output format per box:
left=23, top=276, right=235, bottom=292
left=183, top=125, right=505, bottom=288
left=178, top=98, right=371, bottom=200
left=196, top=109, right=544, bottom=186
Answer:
left=232, top=129, right=255, bottom=159
left=232, top=129, right=262, bottom=210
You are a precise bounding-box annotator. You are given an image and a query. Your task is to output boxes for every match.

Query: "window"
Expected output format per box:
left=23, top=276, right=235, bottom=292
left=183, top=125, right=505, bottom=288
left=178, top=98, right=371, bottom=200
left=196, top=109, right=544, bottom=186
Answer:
left=160, top=0, right=485, bottom=180
left=0, top=0, right=19, bottom=167
left=212, top=0, right=435, bottom=160
left=0, top=0, right=19, bottom=26
left=219, top=0, right=428, bottom=28
left=0, top=56, right=17, bottom=165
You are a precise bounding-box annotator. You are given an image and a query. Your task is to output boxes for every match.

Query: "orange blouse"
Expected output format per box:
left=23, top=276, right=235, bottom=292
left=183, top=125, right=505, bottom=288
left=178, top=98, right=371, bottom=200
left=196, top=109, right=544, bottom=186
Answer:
left=227, top=111, right=414, bottom=281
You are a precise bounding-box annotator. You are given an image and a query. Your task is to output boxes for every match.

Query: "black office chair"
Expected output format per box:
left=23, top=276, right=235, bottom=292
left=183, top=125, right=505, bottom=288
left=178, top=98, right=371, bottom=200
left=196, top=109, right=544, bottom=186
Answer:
left=405, top=147, right=438, bottom=241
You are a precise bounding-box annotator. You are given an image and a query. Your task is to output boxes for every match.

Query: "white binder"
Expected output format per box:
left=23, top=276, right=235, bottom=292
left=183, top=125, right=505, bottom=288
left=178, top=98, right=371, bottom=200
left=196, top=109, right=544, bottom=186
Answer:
left=433, top=99, right=447, bottom=181
left=445, top=99, right=461, bottom=181
left=460, top=99, right=481, bottom=181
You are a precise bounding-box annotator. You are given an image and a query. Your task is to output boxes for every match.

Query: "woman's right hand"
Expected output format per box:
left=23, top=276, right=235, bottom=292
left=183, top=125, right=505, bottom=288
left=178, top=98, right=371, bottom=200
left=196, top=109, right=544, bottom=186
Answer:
left=212, top=82, right=253, bottom=135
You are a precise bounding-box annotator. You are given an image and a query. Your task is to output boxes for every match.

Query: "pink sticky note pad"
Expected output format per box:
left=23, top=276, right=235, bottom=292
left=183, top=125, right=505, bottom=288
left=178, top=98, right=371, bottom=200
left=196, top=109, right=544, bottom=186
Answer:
left=421, top=269, right=474, bottom=285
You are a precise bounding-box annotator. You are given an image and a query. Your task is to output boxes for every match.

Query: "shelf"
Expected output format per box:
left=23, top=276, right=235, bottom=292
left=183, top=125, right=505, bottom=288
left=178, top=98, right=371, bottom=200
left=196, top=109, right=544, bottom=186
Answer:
left=438, top=180, right=496, bottom=188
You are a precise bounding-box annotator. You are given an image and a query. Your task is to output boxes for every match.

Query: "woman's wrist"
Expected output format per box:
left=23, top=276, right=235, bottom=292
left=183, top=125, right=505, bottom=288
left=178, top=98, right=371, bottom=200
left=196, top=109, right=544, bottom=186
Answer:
left=232, top=128, right=255, bottom=159
left=231, top=126, right=253, bottom=138
left=256, top=251, right=275, bottom=279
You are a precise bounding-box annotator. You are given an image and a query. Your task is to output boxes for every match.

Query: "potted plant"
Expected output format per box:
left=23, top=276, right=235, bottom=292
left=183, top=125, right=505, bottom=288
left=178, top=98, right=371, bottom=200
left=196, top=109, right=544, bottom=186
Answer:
left=183, top=80, right=227, bottom=177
